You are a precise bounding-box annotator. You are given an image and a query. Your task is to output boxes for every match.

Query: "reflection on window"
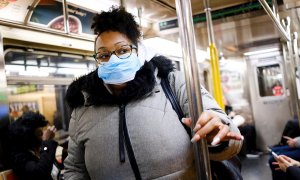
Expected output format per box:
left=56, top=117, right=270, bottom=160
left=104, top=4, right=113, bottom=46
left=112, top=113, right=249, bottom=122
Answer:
left=8, top=84, right=71, bottom=131
left=257, top=64, right=284, bottom=97
left=5, top=50, right=96, bottom=78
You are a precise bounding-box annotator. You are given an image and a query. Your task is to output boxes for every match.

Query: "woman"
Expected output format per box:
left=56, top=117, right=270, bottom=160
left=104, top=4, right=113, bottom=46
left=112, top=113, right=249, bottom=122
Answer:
left=64, top=6, right=243, bottom=180
left=9, top=111, right=58, bottom=180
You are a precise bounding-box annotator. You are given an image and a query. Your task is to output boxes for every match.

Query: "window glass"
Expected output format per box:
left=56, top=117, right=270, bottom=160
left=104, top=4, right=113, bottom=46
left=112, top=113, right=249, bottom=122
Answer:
left=5, top=48, right=96, bottom=131
left=257, top=64, right=284, bottom=97
left=5, top=49, right=96, bottom=78
left=8, top=84, right=72, bottom=131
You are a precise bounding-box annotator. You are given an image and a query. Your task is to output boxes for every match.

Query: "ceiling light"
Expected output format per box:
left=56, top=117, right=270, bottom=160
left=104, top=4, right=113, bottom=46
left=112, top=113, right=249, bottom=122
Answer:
left=243, top=48, right=280, bottom=56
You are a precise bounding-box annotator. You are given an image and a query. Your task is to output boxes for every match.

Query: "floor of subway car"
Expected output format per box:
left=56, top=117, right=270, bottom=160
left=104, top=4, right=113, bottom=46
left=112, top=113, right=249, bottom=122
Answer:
left=241, top=154, right=272, bottom=180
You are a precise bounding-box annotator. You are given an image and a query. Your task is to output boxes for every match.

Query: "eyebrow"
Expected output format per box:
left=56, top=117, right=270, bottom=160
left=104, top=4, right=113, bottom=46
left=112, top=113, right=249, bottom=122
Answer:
left=97, top=41, right=128, bottom=51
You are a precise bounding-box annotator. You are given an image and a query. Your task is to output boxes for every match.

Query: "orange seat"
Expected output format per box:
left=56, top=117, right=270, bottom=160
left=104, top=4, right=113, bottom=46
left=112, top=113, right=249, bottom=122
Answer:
left=0, top=170, right=18, bottom=180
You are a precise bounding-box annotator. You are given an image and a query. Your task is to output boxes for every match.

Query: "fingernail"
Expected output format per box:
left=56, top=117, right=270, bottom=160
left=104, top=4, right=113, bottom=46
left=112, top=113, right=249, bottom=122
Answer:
left=241, top=136, right=244, bottom=141
left=193, top=124, right=201, bottom=132
left=191, top=134, right=200, bottom=143
left=181, top=118, right=186, bottom=123
left=211, top=137, right=220, bottom=146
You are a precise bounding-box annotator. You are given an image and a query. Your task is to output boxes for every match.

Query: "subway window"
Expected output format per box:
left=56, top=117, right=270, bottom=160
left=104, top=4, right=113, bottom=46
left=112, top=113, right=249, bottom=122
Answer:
left=256, top=64, right=284, bottom=97
left=4, top=49, right=96, bottom=78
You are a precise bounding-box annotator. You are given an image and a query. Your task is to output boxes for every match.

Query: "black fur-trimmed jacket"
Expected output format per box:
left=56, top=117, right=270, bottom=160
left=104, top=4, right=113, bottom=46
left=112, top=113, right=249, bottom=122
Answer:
left=64, top=56, right=242, bottom=180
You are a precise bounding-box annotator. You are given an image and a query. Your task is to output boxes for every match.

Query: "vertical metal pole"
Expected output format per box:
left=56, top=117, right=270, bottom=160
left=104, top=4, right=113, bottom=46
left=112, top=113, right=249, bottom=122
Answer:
left=120, top=0, right=125, bottom=9
left=204, top=0, right=224, bottom=110
left=282, top=17, right=300, bottom=120
left=204, top=0, right=214, bottom=45
left=137, top=7, right=143, bottom=39
left=291, top=32, right=300, bottom=127
left=175, top=0, right=211, bottom=180
left=282, top=43, right=293, bottom=115
left=62, top=0, right=70, bottom=34
left=292, top=32, right=299, bottom=67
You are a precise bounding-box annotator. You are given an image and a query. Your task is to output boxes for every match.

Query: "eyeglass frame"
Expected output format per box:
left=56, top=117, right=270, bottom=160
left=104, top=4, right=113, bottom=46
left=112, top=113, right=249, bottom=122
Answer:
left=93, top=44, right=137, bottom=64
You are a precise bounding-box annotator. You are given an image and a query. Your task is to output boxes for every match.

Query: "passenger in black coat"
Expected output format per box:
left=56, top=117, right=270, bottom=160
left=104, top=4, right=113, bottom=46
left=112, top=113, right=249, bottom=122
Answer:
left=9, top=112, right=58, bottom=180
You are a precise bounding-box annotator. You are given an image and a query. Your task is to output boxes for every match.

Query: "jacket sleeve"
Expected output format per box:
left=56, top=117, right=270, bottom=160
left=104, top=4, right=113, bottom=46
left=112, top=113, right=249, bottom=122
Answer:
left=294, top=136, right=300, bottom=148
left=169, top=71, right=243, bottom=161
left=13, top=140, right=58, bottom=179
left=64, top=109, right=91, bottom=180
left=286, top=166, right=300, bottom=180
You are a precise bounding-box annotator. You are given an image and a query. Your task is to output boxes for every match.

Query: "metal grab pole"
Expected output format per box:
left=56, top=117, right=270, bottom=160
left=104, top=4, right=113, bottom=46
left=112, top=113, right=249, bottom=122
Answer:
left=292, top=32, right=300, bottom=128
left=282, top=17, right=300, bottom=122
left=292, top=32, right=299, bottom=67
left=62, top=0, right=69, bottom=34
left=272, top=0, right=279, bottom=20
left=204, top=0, right=224, bottom=110
left=175, top=0, right=212, bottom=180
left=258, top=0, right=290, bottom=41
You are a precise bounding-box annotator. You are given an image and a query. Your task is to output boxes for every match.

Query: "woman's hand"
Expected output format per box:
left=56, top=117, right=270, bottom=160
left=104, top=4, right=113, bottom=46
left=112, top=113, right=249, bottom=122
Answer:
left=42, top=125, right=56, bottom=141
left=182, top=111, right=243, bottom=145
left=272, top=155, right=300, bottom=172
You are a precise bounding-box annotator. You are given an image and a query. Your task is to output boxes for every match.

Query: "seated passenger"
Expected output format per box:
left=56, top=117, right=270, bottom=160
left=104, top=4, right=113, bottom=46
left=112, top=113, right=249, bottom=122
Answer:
left=9, top=111, right=58, bottom=180
left=269, top=136, right=300, bottom=180
left=279, top=116, right=300, bottom=145
left=272, top=155, right=300, bottom=180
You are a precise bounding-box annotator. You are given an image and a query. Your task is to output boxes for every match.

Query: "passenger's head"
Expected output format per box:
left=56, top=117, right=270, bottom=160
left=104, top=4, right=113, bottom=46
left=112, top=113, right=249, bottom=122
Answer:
left=92, top=6, right=141, bottom=46
left=91, top=6, right=142, bottom=88
left=9, top=111, right=48, bottom=151
left=92, top=6, right=141, bottom=64
left=21, top=105, right=30, bottom=113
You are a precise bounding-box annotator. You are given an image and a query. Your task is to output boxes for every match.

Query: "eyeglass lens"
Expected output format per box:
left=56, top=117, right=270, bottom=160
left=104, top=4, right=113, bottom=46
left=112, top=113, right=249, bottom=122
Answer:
left=95, top=45, right=133, bottom=62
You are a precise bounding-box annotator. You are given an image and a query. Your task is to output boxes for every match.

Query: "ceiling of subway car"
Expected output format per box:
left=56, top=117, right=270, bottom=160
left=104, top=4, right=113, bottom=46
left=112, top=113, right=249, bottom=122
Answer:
left=82, top=0, right=300, bottom=56
left=130, top=0, right=300, bottom=56
left=0, top=0, right=299, bottom=57
left=125, top=0, right=299, bottom=57
left=126, top=0, right=253, bottom=19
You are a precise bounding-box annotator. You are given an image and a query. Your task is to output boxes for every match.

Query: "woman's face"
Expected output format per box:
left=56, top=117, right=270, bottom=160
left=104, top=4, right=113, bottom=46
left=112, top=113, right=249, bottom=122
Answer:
left=95, top=31, right=135, bottom=90
left=95, top=31, right=134, bottom=60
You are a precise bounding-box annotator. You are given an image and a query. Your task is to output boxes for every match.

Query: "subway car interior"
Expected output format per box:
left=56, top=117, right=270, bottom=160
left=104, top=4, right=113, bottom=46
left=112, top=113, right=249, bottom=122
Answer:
left=0, top=0, right=300, bottom=179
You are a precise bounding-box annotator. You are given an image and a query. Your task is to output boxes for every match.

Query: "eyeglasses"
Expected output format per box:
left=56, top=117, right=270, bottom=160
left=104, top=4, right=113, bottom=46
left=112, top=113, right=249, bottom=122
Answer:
left=93, top=44, right=137, bottom=64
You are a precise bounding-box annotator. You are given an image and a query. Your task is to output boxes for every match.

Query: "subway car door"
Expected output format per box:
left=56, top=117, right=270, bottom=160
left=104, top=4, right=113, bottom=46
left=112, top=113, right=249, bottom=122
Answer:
left=246, top=50, right=292, bottom=150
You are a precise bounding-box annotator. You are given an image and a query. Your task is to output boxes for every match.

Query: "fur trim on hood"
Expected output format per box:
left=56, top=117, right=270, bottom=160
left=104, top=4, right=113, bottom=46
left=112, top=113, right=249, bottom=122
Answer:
left=65, top=56, right=174, bottom=109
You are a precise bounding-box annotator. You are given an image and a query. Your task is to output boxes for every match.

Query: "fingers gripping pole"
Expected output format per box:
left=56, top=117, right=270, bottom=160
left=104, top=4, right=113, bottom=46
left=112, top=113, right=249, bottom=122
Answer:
left=175, top=0, right=212, bottom=179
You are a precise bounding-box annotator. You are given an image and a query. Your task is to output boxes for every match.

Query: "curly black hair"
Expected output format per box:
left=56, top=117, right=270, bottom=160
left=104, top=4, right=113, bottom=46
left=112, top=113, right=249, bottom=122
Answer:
left=9, top=112, right=48, bottom=152
left=91, top=6, right=141, bottom=45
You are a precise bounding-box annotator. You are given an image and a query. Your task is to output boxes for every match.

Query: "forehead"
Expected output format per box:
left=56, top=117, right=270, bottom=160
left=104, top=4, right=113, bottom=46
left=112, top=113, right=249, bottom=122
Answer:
left=95, top=31, right=132, bottom=50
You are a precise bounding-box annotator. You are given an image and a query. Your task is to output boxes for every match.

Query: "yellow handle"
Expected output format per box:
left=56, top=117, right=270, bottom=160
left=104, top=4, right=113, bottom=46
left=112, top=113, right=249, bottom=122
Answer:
left=209, top=43, right=224, bottom=110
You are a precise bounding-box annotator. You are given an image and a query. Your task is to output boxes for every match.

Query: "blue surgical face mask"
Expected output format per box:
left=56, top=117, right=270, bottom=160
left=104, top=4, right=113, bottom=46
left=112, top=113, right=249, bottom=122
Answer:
left=97, top=53, right=141, bottom=84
